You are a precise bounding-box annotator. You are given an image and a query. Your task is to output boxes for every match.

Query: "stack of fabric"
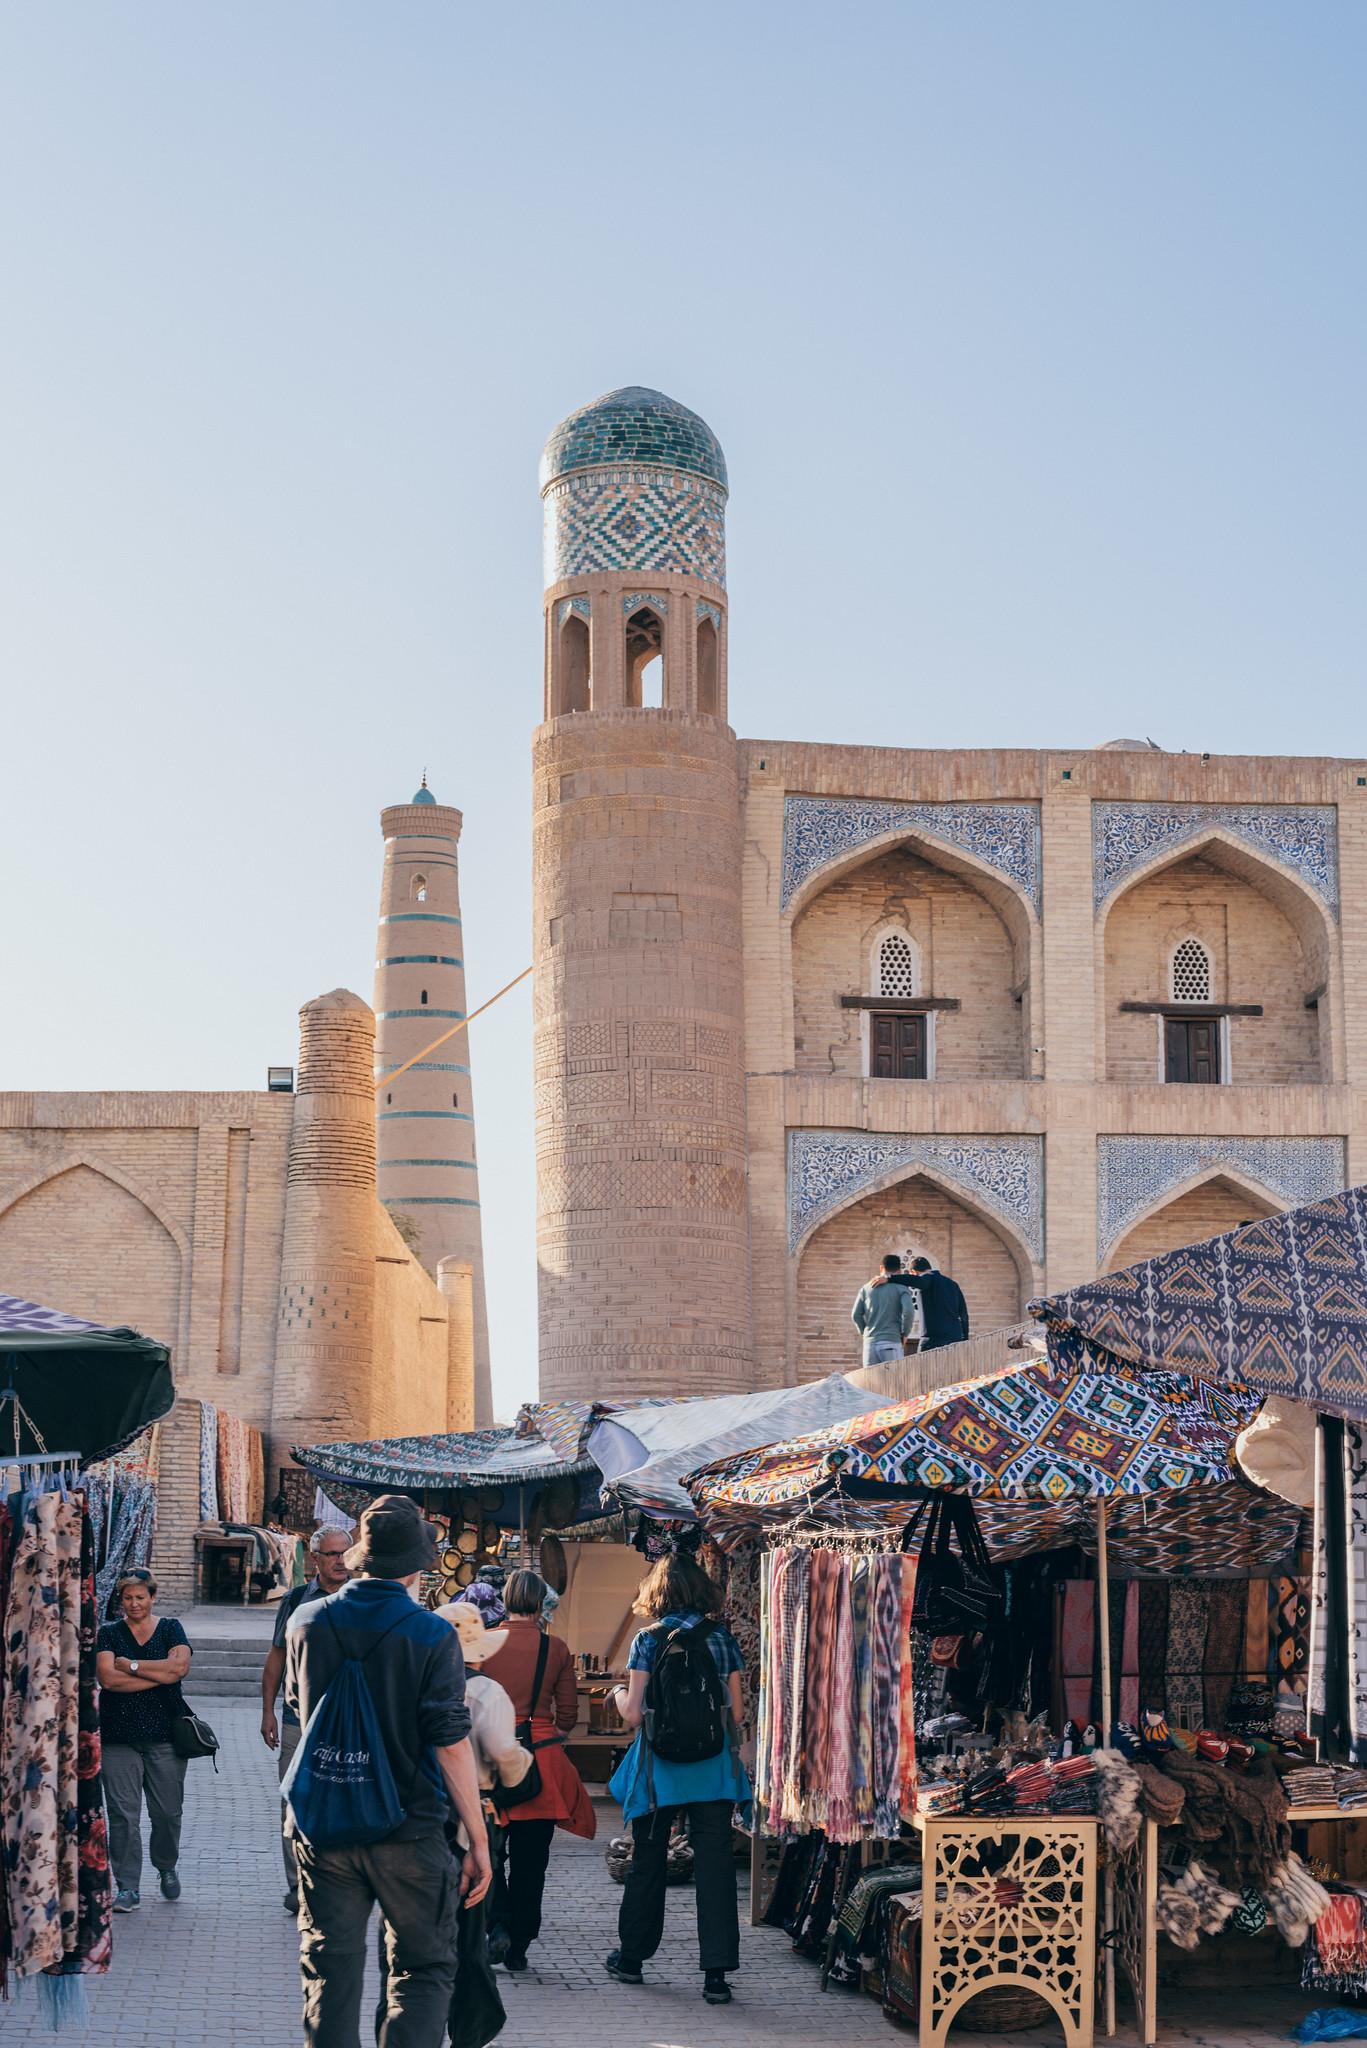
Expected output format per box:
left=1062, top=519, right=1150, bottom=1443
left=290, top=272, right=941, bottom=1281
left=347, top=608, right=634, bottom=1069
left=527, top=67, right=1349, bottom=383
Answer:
left=1284, top=1763, right=1339, bottom=1809
left=1334, top=1767, right=1367, bottom=1810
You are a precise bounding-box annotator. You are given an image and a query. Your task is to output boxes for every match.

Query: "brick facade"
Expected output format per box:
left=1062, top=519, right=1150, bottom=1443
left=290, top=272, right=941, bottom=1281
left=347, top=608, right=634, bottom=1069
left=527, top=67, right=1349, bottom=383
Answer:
left=532, top=389, right=1367, bottom=1400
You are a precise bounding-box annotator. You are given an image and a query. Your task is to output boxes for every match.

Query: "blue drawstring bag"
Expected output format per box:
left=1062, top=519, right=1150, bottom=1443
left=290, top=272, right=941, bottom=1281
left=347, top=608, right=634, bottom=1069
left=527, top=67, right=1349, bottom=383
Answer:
left=1294, top=2013, right=1367, bottom=2042
left=283, top=1609, right=410, bottom=1849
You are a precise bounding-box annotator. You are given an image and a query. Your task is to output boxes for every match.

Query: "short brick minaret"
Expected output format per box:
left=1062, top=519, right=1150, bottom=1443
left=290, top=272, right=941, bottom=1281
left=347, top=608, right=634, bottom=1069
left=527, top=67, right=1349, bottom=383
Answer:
left=373, top=780, right=492, bottom=1423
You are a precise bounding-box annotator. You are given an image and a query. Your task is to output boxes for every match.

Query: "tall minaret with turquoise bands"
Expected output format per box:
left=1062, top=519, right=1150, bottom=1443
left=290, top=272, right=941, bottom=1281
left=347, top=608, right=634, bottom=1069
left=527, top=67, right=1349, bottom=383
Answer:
left=373, top=778, right=492, bottom=1423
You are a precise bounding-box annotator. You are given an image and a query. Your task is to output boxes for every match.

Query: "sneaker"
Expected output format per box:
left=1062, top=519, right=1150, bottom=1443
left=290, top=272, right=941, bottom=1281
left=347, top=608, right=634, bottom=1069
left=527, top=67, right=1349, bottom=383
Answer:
left=283, top=1891, right=299, bottom=1914
left=503, top=1949, right=528, bottom=1973
left=112, top=1888, right=140, bottom=1913
left=159, top=1868, right=181, bottom=1901
left=605, top=1950, right=643, bottom=1985
left=703, top=1969, right=732, bottom=2005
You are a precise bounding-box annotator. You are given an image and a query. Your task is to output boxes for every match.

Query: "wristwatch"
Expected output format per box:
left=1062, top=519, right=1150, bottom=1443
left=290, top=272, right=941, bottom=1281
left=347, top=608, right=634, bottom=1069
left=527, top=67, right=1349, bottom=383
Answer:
left=129, top=1660, right=140, bottom=1674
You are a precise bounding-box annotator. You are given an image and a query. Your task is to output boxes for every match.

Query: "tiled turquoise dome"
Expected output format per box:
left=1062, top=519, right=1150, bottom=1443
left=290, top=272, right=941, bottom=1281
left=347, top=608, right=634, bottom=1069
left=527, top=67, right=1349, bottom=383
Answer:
left=540, top=387, right=727, bottom=493
left=412, top=785, right=436, bottom=805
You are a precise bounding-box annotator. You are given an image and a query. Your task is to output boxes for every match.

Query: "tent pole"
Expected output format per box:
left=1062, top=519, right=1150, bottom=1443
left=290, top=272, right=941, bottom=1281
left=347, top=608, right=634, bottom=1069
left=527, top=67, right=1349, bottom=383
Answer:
left=1097, top=1496, right=1116, bottom=2036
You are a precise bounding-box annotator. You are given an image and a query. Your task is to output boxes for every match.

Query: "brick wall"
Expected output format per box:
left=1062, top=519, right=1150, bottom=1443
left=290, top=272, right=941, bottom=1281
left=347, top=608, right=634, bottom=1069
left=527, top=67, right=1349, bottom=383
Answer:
left=1108, top=1175, right=1278, bottom=1270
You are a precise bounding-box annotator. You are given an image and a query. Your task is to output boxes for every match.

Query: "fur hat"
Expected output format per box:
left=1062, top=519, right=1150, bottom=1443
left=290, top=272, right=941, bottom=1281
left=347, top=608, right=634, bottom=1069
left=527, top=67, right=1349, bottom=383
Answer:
left=435, top=1599, right=509, bottom=1666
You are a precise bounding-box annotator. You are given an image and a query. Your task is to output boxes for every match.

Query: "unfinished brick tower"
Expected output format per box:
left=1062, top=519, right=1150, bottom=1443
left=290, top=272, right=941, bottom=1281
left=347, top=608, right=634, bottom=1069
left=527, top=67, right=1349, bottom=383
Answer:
left=374, top=781, right=492, bottom=1423
left=533, top=387, right=752, bottom=1400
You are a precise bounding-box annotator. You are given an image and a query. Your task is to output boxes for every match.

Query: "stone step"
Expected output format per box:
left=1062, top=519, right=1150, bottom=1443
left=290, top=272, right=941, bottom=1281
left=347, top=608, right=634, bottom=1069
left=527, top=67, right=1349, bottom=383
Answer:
left=188, top=1675, right=262, bottom=1697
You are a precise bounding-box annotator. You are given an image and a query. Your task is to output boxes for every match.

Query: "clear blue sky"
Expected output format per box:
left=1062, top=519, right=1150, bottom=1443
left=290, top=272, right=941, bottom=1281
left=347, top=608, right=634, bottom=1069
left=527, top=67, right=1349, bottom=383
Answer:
left=3, top=4, right=1364, bottom=1415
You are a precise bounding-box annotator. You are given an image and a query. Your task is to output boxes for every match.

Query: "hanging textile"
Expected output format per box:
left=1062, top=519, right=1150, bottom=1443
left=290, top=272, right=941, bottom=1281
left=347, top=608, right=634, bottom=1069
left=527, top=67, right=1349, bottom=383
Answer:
left=1203, top=1580, right=1246, bottom=1730
left=198, top=1401, right=218, bottom=1520
left=1309, top=1416, right=1367, bottom=1761
left=1, top=1492, right=88, bottom=1981
left=1120, top=1580, right=1141, bottom=1725
left=93, top=1477, right=157, bottom=1620
left=1061, top=1581, right=1094, bottom=1727
left=1166, top=1581, right=1208, bottom=1731
left=46, top=1500, right=112, bottom=2001
left=1277, top=1572, right=1311, bottom=1699
left=1139, top=1579, right=1170, bottom=1713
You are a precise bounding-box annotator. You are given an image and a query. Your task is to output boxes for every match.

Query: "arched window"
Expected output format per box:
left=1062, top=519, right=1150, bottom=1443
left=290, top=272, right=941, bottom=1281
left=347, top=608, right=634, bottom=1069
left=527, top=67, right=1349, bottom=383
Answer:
left=874, top=929, right=920, bottom=998
left=625, top=607, right=664, bottom=708
left=1171, top=938, right=1212, bottom=1003
left=411, top=874, right=428, bottom=903
left=696, top=617, right=719, bottom=715
left=558, top=613, right=591, bottom=714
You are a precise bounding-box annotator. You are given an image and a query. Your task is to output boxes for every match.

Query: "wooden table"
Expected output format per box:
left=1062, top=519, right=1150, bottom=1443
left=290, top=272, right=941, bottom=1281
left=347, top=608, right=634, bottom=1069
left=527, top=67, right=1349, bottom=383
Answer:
left=914, top=1811, right=1099, bottom=2048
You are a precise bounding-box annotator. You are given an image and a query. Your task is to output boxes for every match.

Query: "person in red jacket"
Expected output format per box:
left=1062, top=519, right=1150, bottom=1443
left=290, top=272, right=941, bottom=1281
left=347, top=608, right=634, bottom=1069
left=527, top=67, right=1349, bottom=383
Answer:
left=481, top=1570, right=595, bottom=1972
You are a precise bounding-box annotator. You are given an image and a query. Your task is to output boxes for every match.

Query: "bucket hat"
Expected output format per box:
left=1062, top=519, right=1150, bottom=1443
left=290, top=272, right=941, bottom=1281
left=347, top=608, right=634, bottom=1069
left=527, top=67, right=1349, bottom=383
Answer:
left=343, top=1494, right=438, bottom=1579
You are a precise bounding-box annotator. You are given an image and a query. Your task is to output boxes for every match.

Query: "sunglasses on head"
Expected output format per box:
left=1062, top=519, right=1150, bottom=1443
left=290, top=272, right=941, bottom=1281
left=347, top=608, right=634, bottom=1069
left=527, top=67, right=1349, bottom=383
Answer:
left=118, top=1571, right=153, bottom=1587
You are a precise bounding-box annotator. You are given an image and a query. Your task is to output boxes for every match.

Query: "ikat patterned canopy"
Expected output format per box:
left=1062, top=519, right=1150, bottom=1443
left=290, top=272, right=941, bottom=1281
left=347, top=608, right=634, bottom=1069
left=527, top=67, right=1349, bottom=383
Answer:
left=684, top=1352, right=1262, bottom=1546
left=1031, top=1185, right=1367, bottom=1421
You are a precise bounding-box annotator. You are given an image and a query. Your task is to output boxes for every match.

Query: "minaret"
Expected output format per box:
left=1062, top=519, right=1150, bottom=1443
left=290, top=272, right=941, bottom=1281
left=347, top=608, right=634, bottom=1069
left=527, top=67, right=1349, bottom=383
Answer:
left=373, top=780, right=492, bottom=1424
left=533, top=387, right=752, bottom=1401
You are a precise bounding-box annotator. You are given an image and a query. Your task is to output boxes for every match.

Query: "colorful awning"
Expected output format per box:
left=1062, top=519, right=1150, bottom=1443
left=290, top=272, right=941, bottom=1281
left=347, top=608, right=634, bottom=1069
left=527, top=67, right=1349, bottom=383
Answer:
left=1030, top=1185, right=1367, bottom=1420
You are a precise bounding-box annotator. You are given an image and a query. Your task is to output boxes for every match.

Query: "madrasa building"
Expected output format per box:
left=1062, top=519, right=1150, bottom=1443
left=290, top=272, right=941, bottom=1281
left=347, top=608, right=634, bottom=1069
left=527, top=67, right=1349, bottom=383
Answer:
left=532, top=386, right=1367, bottom=1405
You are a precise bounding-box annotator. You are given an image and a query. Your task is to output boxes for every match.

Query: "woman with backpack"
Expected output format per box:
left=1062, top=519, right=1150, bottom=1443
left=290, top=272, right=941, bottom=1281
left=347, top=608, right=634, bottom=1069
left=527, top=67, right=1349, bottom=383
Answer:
left=605, top=1550, right=751, bottom=2007
left=480, top=1569, right=594, bottom=1973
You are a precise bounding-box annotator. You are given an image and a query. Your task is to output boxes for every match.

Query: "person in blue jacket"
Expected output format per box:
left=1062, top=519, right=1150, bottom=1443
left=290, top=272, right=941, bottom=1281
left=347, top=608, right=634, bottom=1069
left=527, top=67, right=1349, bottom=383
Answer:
left=605, top=1549, right=751, bottom=2007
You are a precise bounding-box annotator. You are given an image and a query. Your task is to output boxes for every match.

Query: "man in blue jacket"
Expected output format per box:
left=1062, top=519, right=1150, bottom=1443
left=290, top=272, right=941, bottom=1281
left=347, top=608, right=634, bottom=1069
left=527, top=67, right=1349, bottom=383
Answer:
left=286, top=1494, right=490, bottom=2047
left=904, top=1255, right=971, bottom=1351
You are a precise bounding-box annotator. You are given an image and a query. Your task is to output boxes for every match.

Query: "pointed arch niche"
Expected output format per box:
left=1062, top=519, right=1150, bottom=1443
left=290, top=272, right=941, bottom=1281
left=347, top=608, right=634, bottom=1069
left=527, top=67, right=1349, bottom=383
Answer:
left=1099, top=832, right=1337, bottom=1085
left=0, top=1162, right=184, bottom=1354
left=789, top=835, right=1036, bottom=1081
left=794, top=1168, right=1031, bottom=1384
left=1106, top=1171, right=1279, bottom=1273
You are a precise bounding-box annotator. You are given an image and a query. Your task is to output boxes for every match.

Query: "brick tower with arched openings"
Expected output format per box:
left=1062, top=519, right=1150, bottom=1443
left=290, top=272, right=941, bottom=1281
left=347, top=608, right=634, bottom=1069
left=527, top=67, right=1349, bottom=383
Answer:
left=533, top=387, right=752, bottom=1401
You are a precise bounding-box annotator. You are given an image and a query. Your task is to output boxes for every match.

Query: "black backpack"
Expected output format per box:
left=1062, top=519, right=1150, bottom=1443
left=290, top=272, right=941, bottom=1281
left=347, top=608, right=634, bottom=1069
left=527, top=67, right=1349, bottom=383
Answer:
left=643, top=1619, right=728, bottom=1764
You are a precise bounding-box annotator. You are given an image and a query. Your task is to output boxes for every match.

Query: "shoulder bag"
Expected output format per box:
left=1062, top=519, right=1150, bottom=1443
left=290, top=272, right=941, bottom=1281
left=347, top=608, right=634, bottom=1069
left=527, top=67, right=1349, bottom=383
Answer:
left=492, top=1631, right=552, bottom=1812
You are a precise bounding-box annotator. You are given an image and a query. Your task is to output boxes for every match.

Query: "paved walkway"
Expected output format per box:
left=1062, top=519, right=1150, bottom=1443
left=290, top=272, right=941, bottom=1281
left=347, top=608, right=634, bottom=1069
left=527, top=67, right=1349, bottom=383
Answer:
left=0, top=1699, right=1320, bottom=2046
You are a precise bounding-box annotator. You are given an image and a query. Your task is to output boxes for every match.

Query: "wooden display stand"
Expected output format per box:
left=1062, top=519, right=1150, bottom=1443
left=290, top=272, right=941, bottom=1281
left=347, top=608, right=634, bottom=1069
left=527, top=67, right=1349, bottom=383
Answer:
left=914, top=1812, right=1098, bottom=2048
left=194, top=1528, right=255, bottom=1604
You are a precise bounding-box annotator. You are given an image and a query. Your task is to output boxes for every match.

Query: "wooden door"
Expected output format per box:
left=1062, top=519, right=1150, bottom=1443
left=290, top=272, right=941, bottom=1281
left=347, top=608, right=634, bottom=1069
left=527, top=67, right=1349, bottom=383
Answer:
left=1165, top=1016, right=1220, bottom=1083
left=871, top=1012, right=927, bottom=1078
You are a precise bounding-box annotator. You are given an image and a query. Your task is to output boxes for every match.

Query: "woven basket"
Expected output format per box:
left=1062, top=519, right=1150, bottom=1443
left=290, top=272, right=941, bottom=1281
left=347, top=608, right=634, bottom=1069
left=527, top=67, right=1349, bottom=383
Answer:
left=952, top=1985, right=1052, bottom=2033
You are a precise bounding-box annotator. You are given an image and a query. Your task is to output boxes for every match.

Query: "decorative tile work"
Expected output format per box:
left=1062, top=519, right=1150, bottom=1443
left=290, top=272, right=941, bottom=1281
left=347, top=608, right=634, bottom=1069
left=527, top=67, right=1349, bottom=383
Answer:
left=1092, top=802, right=1339, bottom=913
left=787, top=1129, right=1044, bottom=1258
left=622, top=592, right=668, bottom=615
left=555, top=596, right=591, bottom=625
left=696, top=600, right=723, bottom=628
left=780, top=796, right=1042, bottom=912
left=1097, top=1135, right=1347, bottom=1260
left=540, top=386, right=727, bottom=490
left=543, top=470, right=727, bottom=588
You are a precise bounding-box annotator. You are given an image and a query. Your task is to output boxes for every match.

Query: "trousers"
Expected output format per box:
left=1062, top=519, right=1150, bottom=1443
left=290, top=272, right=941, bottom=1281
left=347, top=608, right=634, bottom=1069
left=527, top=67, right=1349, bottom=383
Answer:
left=278, top=1720, right=302, bottom=1892
left=102, top=1740, right=188, bottom=1893
left=504, top=1817, right=555, bottom=1954
left=296, top=1830, right=459, bottom=2048
left=617, top=1800, right=739, bottom=1972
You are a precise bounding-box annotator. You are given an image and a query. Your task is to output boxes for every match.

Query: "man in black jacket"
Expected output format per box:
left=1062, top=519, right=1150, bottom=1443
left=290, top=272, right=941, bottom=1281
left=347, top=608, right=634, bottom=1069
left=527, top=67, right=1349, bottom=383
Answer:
left=903, top=1255, right=970, bottom=1351
left=286, top=1494, right=490, bottom=2047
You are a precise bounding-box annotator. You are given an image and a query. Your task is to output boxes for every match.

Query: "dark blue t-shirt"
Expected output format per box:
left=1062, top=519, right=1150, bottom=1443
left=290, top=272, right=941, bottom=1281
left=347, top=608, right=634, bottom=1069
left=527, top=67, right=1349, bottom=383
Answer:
left=97, top=1617, right=189, bottom=1746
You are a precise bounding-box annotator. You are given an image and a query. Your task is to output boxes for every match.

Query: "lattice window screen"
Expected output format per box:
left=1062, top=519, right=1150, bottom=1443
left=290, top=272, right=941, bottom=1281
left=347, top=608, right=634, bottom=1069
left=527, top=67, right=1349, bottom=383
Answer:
left=1172, top=938, right=1212, bottom=1003
left=878, top=933, right=919, bottom=998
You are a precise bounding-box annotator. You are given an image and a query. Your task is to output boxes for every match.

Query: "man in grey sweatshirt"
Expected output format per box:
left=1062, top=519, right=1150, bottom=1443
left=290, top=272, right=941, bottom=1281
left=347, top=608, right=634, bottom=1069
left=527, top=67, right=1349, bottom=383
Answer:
left=851, top=1254, right=917, bottom=1366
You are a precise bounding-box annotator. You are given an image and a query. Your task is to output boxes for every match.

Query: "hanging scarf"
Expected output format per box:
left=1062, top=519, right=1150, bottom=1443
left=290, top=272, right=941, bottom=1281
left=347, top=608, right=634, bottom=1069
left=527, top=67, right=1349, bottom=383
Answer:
left=94, top=1477, right=157, bottom=1620
left=1138, top=1579, right=1170, bottom=1713
left=198, top=1401, right=219, bottom=1520
left=850, top=1558, right=875, bottom=1830
left=775, top=1548, right=810, bottom=1829
left=1203, top=1580, right=1246, bottom=1730
left=871, top=1554, right=904, bottom=1837
left=2, top=1492, right=84, bottom=1979
left=823, top=1559, right=857, bottom=1842
left=1061, top=1580, right=1094, bottom=1727
left=0, top=1502, right=10, bottom=1991
left=803, top=1550, right=839, bottom=1832
left=897, top=1556, right=918, bottom=1821
left=1245, top=1579, right=1269, bottom=1687
left=1342, top=1423, right=1367, bottom=1762
left=1276, top=1572, right=1310, bottom=1699
left=45, top=1496, right=112, bottom=2004
left=1166, top=1581, right=1208, bottom=1731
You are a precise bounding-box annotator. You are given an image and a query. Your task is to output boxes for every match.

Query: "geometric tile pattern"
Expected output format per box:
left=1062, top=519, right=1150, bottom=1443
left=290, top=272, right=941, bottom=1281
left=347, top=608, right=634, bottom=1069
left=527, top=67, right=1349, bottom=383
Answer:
left=543, top=470, right=727, bottom=587
left=1092, top=801, right=1339, bottom=913
left=539, top=386, right=727, bottom=491
left=1097, top=1134, right=1346, bottom=1260
left=555, top=596, right=591, bottom=625
left=622, top=592, right=668, bottom=614
left=696, top=600, right=723, bottom=628
left=781, top=796, right=1042, bottom=912
left=787, top=1129, right=1044, bottom=1258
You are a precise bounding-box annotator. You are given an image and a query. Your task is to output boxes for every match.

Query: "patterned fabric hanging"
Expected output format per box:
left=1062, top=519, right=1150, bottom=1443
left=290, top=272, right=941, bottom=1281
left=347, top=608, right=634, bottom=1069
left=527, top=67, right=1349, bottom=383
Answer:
left=1031, top=1185, right=1367, bottom=1420
left=45, top=1500, right=112, bottom=1992
left=198, top=1401, right=218, bottom=1520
